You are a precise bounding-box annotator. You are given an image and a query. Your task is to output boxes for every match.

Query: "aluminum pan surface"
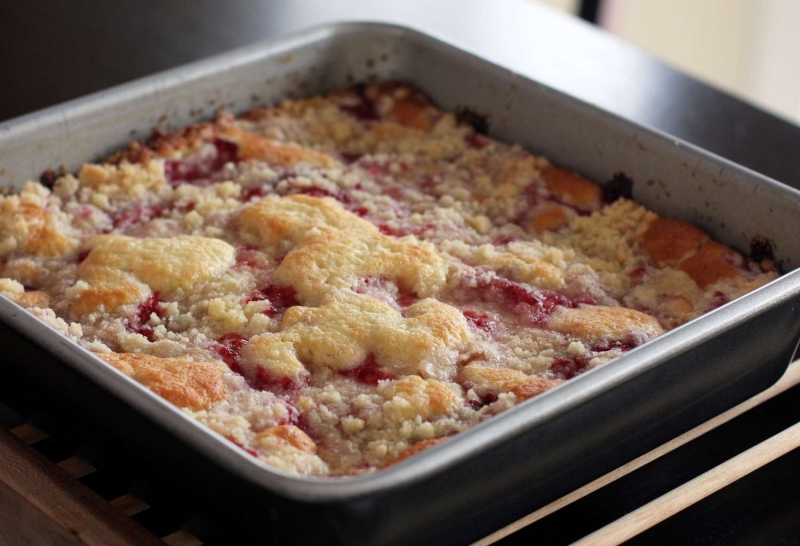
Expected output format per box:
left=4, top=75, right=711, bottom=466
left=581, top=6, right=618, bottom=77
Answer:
left=1, top=22, right=800, bottom=502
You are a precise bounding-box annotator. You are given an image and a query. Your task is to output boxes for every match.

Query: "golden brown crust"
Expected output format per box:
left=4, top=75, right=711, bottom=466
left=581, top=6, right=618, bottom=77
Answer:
left=547, top=305, right=664, bottom=344
left=380, top=376, right=462, bottom=421
left=221, top=126, right=338, bottom=167
left=99, top=353, right=228, bottom=410
left=532, top=205, right=570, bottom=232
left=109, top=120, right=221, bottom=164
left=277, top=292, right=470, bottom=378
left=541, top=166, right=602, bottom=210
left=80, top=235, right=235, bottom=294
left=264, top=197, right=449, bottom=302
left=238, top=194, right=367, bottom=251
left=70, top=267, right=151, bottom=316
left=366, top=82, right=439, bottom=130
left=15, top=290, right=51, bottom=308
left=77, top=162, right=166, bottom=197
left=638, top=217, right=707, bottom=265
left=16, top=204, right=77, bottom=257
left=380, top=437, right=448, bottom=468
left=256, top=425, right=316, bottom=453
left=679, top=241, right=740, bottom=288
left=460, top=365, right=562, bottom=401
left=241, top=334, right=308, bottom=382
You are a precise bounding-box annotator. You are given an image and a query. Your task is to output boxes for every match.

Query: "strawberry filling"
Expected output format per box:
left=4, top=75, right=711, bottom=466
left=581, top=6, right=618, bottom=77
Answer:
left=234, top=245, right=265, bottom=269
left=127, top=293, right=162, bottom=342
left=591, top=339, right=636, bottom=352
left=549, top=357, right=583, bottom=380
left=252, top=368, right=307, bottom=392
left=164, top=138, right=239, bottom=184
left=463, top=309, right=494, bottom=333
left=628, top=266, right=647, bottom=280
left=112, top=203, right=167, bottom=230
left=711, top=291, right=729, bottom=309
left=341, top=151, right=364, bottom=163
left=340, top=86, right=380, bottom=121
left=340, top=354, right=396, bottom=385
left=243, top=186, right=266, bottom=201
left=214, top=332, right=249, bottom=374
left=244, top=284, right=299, bottom=317
left=466, top=392, right=499, bottom=410
left=475, top=276, right=574, bottom=324
left=470, top=133, right=493, bottom=150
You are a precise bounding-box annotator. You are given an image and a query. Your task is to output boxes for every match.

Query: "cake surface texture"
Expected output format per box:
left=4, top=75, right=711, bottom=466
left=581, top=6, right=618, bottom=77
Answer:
left=0, top=83, right=778, bottom=476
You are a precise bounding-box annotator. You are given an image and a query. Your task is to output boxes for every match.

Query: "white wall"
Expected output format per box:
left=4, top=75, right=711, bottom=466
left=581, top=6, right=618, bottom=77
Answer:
left=747, top=0, right=800, bottom=123
left=534, top=0, right=800, bottom=124
left=537, top=0, right=579, bottom=13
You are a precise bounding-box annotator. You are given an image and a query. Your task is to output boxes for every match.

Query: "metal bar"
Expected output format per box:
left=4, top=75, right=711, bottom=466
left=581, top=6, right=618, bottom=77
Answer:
left=575, top=420, right=800, bottom=545
left=475, top=359, right=800, bottom=545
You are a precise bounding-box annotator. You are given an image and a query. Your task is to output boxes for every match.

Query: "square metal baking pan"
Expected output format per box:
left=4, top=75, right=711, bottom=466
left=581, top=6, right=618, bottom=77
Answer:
left=2, top=22, right=800, bottom=545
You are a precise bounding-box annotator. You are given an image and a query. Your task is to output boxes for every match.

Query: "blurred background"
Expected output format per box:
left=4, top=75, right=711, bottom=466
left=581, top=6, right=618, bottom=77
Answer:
left=548, top=0, right=800, bottom=124
left=2, top=0, right=798, bottom=126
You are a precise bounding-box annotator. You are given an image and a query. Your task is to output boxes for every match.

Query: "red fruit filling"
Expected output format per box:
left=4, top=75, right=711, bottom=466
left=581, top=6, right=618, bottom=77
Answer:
left=340, top=86, right=380, bottom=122
left=711, top=291, right=729, bottom=309
left=244, top=284, right=299, bottom=317
left=466, top=392, right=499, bottom=410
left=377, top=222, right=433, bottom=238
left=470, top=133, right=493, bottom=150
left=475, top=276, right=574, bottom=324
left=377, top=223, right=406, bottom=237
left=628, top=266, right=646, bottom=280
left=463, top=309, right=494, bottom=333
left=591, top=339, right=636, bottom=352
left=341, top=152, right=364, bottom=163
left=77, top=205, right=94, bottom=219
left=396, top=292, right=418, bottom=308
left=164, top=138, right=240, bottom=184
left=112, top=203, right=167, bottom=230
left=214, top=332, right=249, bottom=374
left=234, top=245, right=263, bottom=268
left=243, top=186, right=266, bottom=201
left=493, top=235, right=515, bottom=246
left=215, top=334, right=305, bottom=399
left=252, top=368, right=307, bottom=392
left=340, top=354, right=396, bottom=386
left=127, top=293, right=162, bottom=342
left=549, top=357, right=583, bottom=380
left=278, top=403, right=301, bottom=426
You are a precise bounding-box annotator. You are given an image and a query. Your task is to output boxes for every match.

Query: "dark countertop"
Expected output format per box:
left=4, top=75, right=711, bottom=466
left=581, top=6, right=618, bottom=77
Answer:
left=5, top=0, right=800, bottom=189
left=3, top=1, right=800, bottom=544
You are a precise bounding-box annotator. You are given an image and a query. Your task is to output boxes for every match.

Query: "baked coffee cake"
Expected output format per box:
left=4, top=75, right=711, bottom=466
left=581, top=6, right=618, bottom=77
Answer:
left=0, top=83, right=778, bottom=476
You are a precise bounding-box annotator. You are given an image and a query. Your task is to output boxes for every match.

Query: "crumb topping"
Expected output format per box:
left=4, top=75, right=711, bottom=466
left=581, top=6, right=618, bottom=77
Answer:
left=0, top=83, right=778, bottom=476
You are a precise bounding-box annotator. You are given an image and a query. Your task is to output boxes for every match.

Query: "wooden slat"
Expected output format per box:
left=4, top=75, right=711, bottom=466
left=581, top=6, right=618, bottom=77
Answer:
left=575, top=420, right=800, bottom=545
left=9, top=422, right=47, bottom=445
left=57, top=456, right=96, bottom=479
left=110, top=493, right=150, bottom=517
left=0, top=426, right=163, bottom=546
left=162, top=529, right=203, bottom=546
left=475, top=359, right=800, bottom=545
left=4, top=362, right=799, bottom=546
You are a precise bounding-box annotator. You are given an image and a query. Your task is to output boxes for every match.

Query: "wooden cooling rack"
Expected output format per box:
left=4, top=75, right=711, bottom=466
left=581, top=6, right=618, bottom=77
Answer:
left=3, top=359, right=800, bottom=546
